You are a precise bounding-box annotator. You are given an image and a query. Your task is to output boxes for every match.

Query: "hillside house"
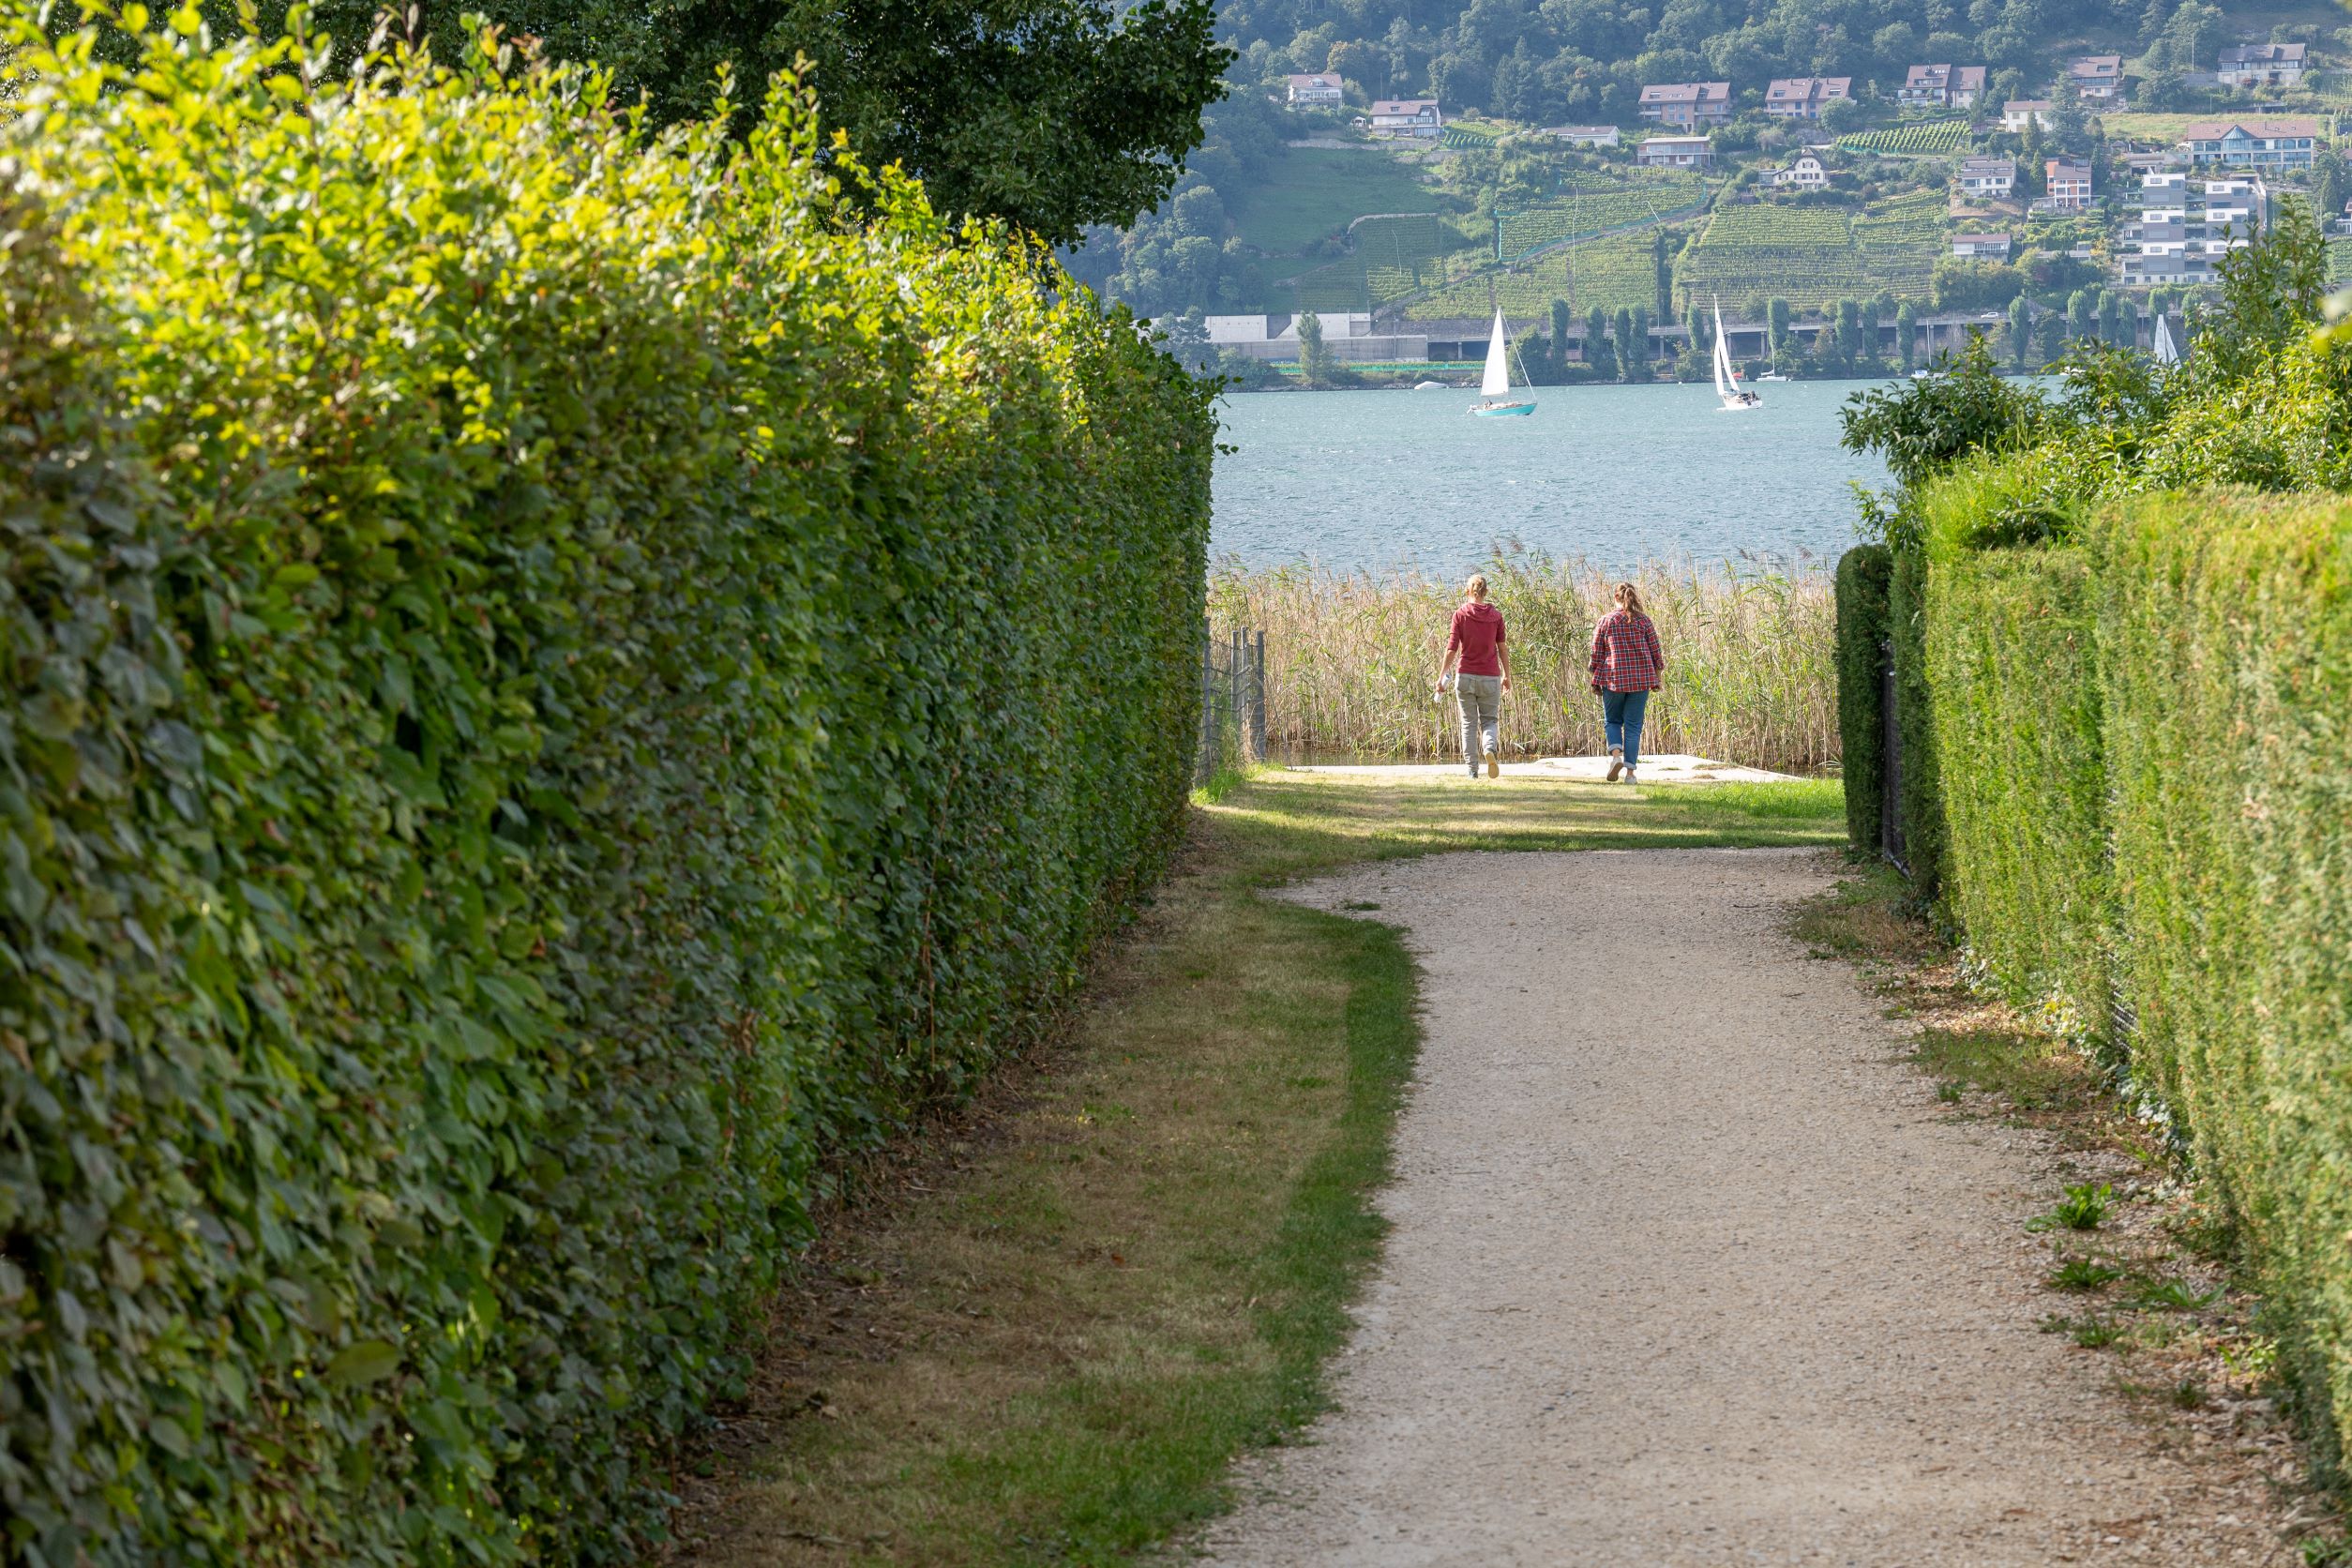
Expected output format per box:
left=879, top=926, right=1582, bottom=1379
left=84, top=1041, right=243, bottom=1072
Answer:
left=1772, top=153, right=1830, bottom=188
left=2177, top=119, right=2319, bottom=170
left=1636, top=134, right=1714, bottom=169
left=1900, top=64, right=1987, bottom=109
left=1203, top=313, right=1430, bottom=364
left=2118, top=173, right=2270, bottom=285
left=1545, top=125, right=1621, bottom=146
left=1952, top=233, right=2013, bottom=260
left=2217, top=43, right=2307, bottom=88
left=1285, top=73, right=1345, bottom=107
left=2002, top=99, right=2055, bottom=132
left=1763, top=77, right=1852, bottom=119
left=1955, top=157, right=2016, bottom=198
left=2044, top=158, right=2093, bottom=210
left=2066, top=54, right=2126, bottom=105
left=1367, top=99, right=1443, bottom=139
left=1638, top=82, right=1733, bottom=128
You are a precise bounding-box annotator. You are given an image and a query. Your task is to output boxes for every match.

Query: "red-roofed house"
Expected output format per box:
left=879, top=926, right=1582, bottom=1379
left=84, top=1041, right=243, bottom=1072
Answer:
left=1900, top=64, right=1987, bottom=109
left=2177, top=119, right=2321, bottom=169
left=2218, top=42, right=2307, bottom=88
left=1763, top=76, right=1852, bottom=119
left=2045, top=158, right=2092, bottom=210
left=1638, top=82, right=1733, bottom=128
left=1367, top=99, right=1443, bottom=138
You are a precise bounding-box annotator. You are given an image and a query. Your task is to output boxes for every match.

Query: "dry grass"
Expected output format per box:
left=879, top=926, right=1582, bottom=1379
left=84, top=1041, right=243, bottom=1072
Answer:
left=1209, top=555, right=1838, bottom=773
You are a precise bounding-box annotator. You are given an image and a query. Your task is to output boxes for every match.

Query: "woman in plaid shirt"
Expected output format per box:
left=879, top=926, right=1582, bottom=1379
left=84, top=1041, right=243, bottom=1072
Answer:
left=1590, top=583, right=1665, bottom=783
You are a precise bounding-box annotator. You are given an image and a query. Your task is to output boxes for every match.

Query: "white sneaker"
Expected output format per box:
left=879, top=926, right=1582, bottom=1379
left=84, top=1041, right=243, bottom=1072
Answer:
left=1621, top=767, right=1639, bottom=785
left=1606, top=745, right=1623, bottom=782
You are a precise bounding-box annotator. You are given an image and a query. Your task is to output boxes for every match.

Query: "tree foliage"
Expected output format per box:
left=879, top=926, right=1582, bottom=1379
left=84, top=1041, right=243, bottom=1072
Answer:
left=0, top=14, right=1213, bottom=1561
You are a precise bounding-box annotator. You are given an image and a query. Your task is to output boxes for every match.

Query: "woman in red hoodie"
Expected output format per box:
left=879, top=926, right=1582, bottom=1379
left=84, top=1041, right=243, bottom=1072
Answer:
left=1589, top=581, right=1665, bottom=784
left=1437, top=574, right=1511, bottom=778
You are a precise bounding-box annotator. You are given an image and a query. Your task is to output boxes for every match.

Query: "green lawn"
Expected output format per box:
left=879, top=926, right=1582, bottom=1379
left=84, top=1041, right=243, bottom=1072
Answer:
left=671, top=770, right=1842, bottom=1566
left=1226, top=145, right=1442, bottom=257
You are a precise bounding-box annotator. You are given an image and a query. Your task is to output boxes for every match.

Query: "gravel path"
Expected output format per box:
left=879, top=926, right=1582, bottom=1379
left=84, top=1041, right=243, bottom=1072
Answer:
left=1197, top=849, right=2289, bottom=1567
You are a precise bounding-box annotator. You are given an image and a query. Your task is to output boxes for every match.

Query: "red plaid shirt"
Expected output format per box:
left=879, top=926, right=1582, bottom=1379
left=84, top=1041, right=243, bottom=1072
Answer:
left=1590, top=608, right=1664, bottom=692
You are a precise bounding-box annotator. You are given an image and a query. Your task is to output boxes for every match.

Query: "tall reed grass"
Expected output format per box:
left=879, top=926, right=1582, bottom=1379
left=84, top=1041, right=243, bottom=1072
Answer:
left=1209, top=555, right=1839, bottom=772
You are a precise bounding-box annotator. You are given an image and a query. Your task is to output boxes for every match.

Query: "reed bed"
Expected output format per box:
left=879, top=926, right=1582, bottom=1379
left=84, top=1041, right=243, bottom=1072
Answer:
left=1209, top=556, right=1840, bottom=772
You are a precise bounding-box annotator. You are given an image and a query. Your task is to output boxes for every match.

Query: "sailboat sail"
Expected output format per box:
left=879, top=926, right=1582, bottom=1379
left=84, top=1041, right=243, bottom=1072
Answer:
left=2151, top=312, right=2179, bottom=366
left=1480, top=310, right=1512, bottom=398
left=1711, top=301, right=1739, bottom=400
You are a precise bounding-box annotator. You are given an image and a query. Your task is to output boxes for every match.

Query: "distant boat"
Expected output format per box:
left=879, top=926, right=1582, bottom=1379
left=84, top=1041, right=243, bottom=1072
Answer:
left=1758, top=371, right=1790, bottom=382
left=2152, top=312, right=2180, bottom=367
left=1413, top=380, right=1449, bottom=391
left=1470, top=309, right=1536, bottom=417
left=1712, top=298, right=1760, bottom=412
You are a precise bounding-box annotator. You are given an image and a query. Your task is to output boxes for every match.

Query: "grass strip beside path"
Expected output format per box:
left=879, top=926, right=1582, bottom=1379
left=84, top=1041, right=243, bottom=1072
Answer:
left=666, top=772, right=1842, bottom=1566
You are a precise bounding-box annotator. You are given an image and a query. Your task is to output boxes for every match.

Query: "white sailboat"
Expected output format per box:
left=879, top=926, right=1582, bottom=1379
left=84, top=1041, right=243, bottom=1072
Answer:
left=1712, top=297, right=1759, bottom=412
left=2151, top=311, right=2180, bottom=367
left=1470, top=309, right=1535, bottom=417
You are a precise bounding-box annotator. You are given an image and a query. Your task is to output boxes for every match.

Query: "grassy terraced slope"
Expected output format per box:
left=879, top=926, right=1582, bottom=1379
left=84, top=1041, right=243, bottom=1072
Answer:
left=1496, top=173, right=1710, bottom=260
left=1676, top=189, right=1945, bottom=312
left=1406, top=227, right=1671, bottom=319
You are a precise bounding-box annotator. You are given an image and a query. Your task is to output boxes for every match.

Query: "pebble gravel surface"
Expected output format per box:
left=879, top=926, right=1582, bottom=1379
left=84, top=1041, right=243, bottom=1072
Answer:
left=1195, top=849, right=2295, bottom=1567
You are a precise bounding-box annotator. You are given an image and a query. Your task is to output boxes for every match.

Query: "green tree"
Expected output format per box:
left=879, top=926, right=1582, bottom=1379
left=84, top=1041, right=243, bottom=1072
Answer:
left=2008, top=294, right=2033, bottom=369
left=2038, top=306, right=2069, bottom=361
left=1614, top=305, right=1636, bottom=382
left=1551, top=297, right=1575, bottom=368
left=130, top=0, right=1231, bottom=248
left=2067, top=288, right=2098, bottom=341
left=1297, top=309, right=1338, bottom=386
left=1585, top=304, right=1618, bottom=379
left=1896, top=300, right=1918, bottom=372
left=1631, top=304, right=1652, bottom=377
left=1652, top=230, right=1675, bottom=324
left=2197, top=197, right=2330, bottom=381
left=1767, top=296, right=1792, bottom=356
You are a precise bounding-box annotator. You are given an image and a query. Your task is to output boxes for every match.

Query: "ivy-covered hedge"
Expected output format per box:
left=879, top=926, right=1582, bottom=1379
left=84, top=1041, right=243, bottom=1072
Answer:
left=1921, top=543, right=2110, bottom=1041
left=1832, top=545, right=1890, bottom=853
left=1886, top=546, right=1946, bottom=895
left=0, top=18, right=1210, bottom=1566
left=2101, top=493, right=2352, bottom=1473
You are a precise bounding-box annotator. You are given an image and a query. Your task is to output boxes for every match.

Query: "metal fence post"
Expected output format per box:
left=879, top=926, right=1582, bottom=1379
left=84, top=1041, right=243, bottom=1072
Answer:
left=1198, top=619, right=1214, bottom=786
left=1251, top=629, right=1268, bottom=761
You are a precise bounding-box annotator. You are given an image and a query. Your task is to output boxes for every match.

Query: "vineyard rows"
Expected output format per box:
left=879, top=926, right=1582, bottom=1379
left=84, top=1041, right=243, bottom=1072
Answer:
left=1834, top=119, right=1973, bottom=154
left=1495, top=175, right=1708, bottom=258
left=1406, top=228, right=1666, bottom=320
left=1674, top=192, right=1946, bottom=311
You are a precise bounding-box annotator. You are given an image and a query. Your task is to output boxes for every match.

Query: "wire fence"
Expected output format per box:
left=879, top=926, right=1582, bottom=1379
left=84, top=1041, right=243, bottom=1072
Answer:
left=1197, top=622, right=1268, bottom=786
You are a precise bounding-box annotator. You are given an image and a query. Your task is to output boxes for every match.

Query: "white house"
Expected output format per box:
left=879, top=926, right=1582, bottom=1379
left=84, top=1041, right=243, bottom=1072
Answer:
left=1544, top=125, right=1621, bottom=146
left=2002, top=99, right=2055, bottom=132
left=1762, top=76, right=1852, bottom=119
left=2177, top=119, right=2320, bottom=171
left=2118, top=173, right=2271, bottom=285
left=1952, top=233, right=2013, bottom=260
left=2067, top=54, right=2125, bottom=105
left=1955, top=156, right=2017, bottom=199
left=1900, top=64, right=1987, bottom=109
left=1772, top=153, right=1830, bottom=188
left=1367, top=99, right=1443, bottom=139
left=2217, top=43, right=2307, bottom=89
left=1637, top=82, right=1733, bottom=128
left=1636, top=134, right=1714, bottom=169
left=1285, top=74, right=1345, bottom=108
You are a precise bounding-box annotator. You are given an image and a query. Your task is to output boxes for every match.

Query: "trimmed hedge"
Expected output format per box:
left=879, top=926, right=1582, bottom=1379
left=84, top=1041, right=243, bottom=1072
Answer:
left=2102, top=494, right=2352, bottom=1473
left=1922, top=544, right=2110, bottom=1042
left=1886, top=546, right=1947, bottom=896
left=1, top=21, right=1210, bottom=1567
left=1832, top=545, right=1891, bottom=853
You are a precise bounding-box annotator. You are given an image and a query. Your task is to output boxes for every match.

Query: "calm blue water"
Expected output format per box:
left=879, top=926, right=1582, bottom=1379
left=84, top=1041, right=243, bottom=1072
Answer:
left=1209, top=380, right=1892, bottom=573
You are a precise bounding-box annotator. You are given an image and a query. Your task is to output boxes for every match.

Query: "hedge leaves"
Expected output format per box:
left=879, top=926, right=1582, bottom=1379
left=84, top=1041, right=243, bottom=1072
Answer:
left=0, top=15, right=1212, bottom=1563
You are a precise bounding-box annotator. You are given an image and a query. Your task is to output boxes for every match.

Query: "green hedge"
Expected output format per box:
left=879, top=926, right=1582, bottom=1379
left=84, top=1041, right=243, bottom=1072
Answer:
left=1832, top=545, right=1891, bottom=853
left=1922, top=544, right=2110, bottom=1041
left=1886, top=546, right=1947, bottom=896
left=0, top=22, right=1210, bottom=1566
left=2102, top=493, right=2352, bottom=1473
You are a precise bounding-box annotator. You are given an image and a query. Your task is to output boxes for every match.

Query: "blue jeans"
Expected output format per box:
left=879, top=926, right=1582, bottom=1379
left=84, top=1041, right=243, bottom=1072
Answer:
left=1602, top=688, right=1650, bottom=771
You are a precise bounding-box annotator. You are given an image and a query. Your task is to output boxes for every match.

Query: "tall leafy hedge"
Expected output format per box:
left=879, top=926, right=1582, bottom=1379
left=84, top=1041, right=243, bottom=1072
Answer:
left=1920, top=543, right=2110, bottom=1042
left=2101, top=494, right=2352, bottom=1473
left=1832, top=545, right=1890, bottom=853
left=0, top=16, right=1211, bottom=1565
left=1885, top=546, right=1945, bottom=896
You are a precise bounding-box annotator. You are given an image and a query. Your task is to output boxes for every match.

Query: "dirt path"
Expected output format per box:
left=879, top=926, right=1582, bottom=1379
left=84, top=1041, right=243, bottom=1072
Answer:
left=1197, top=849, right=2289, bottom=1567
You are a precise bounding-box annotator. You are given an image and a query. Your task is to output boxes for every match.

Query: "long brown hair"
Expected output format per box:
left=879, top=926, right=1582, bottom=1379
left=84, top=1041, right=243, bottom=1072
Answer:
left=1612, top=581, right=1644, bottom=616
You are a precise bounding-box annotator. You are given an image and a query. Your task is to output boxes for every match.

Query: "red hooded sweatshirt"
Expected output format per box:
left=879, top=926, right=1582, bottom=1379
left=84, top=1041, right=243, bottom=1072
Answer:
left=1448, top=601, right=1506, bottom=677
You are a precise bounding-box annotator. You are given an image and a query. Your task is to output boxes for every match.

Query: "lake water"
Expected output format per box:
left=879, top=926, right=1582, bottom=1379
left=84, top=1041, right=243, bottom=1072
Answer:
left=1210, top=380, right=1892, bottom=574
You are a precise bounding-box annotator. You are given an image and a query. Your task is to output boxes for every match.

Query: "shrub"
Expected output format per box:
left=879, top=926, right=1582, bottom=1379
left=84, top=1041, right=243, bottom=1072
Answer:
left=1832, top=545, right=1891, bottom=852
left=1922, top=540, right=2109, bottom=1038
left=1886, top=546, right=1946, bottom=895
left=2100, top=493, right=2352, bottom=1474
left=0, top=19, right=1210, bottom=1565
